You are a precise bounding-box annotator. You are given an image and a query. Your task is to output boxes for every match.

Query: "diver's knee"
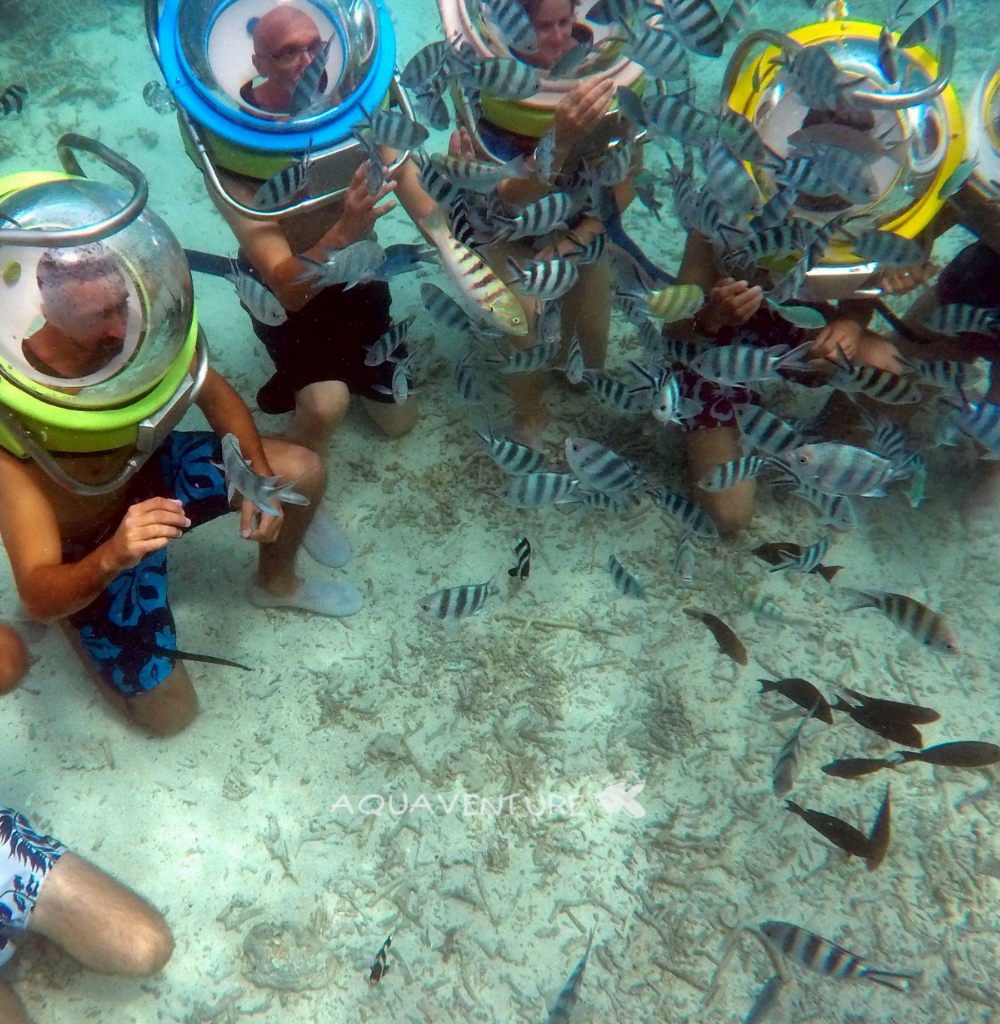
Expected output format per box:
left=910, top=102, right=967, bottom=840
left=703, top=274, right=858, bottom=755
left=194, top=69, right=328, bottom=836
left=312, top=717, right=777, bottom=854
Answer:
left=0, top=625, right=29, bottom=695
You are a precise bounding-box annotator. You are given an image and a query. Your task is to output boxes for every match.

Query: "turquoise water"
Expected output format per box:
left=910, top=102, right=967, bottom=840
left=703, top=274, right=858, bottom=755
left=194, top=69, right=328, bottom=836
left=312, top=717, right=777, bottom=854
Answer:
left=2, top=0, right=1000, bottom=1021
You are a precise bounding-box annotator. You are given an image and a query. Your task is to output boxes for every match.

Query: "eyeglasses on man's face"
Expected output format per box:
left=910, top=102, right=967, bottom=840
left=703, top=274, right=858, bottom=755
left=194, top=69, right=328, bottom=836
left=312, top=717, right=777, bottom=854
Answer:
left=269, top=37, right=324, bottom=68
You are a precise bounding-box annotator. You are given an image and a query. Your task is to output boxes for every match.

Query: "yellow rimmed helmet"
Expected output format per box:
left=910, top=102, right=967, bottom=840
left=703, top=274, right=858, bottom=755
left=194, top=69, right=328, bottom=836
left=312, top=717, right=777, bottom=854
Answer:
left=0, top=137, right=205, bottom=495
left=723, top=18, right=963, bottom=299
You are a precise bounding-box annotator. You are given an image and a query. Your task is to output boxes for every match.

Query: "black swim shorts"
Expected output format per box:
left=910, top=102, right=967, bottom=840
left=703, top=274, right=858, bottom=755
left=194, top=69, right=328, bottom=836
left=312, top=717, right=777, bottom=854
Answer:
left=936, top=241, right=1000, bottom=359
left=236, top=255, right=400, bottom=414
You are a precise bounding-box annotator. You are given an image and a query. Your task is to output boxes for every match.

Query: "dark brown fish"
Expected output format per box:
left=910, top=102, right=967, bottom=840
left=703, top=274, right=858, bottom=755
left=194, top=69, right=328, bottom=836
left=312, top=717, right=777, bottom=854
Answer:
left=759, top=677, right=834, bottom=725
left=892, top=741, right=1000, bottom=768
left=785, top=800, right=873, bottom=859
left=832, top=699, right=923, bottom=749
left=841, top=687, right=941, bottom=725
left=369, top=933, right=392, bottom=985
left=684, top=607, right=748, bottom=666
left=137, top=642, right=250, bottom=671
left=751, top=543, right=841, bottom=583
left=821, top=756, right=893, bottom=779
left=865, top=784, right=891, bottom=872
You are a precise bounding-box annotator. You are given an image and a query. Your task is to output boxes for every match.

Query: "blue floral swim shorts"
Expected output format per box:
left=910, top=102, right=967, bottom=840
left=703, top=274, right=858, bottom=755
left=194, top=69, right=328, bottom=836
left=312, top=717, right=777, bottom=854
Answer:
left=0, top=808, right=66, bottom=966
left=67, top=431, right=233, bottom=698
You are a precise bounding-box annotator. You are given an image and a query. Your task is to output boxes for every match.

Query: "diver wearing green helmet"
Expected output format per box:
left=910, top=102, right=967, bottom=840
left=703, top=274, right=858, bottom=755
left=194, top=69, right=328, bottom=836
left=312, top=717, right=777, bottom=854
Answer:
left=0, top=242, right=363, bottom=737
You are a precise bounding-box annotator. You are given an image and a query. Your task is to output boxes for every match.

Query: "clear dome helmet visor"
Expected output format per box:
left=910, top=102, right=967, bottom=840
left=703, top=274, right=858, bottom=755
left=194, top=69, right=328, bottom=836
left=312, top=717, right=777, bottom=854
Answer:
left=0, top=178, right=193, bottom=410
left=180, top=0, right=379, bottom=122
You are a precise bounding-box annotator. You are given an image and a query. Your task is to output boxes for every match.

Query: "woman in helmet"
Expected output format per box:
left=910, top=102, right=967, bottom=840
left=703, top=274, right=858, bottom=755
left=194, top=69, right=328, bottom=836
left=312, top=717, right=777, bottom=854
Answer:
left=453, top=0, right=633, bottom=446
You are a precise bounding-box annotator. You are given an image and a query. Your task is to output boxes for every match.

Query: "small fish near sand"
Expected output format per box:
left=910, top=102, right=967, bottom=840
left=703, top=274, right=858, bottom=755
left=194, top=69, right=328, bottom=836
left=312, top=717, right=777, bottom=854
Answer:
left=759, top=921, right=921, bottom=991
left=772, top=704, right=814, bottom=796
left=0, top=83, right=28, bottom=116
left=509, top=536, right=531, bottom=580
left=759, top=677, right=833, bottom=725
left=684, top=608, right=748, bottom=666
left=545, top=925, right=596, bottom=1024
left=841, top=589, right=960, bottom=655
left=608, top=553, right=646, bottom=599
left=832, top=695, right=925, bottom=749
left=417, top=578, right=500, bottom=623
left=752, top=542, right=841, bottom=583
left=220, top=434, right=310, bottom=517
left=785, top=800, right=873, bottom=860
left=889, top=740, right=1000, bottom=768
left=822, top=756, right=895, bottom=779
left=369, top=933, right=392, bottom=985
left=866, top=784, right=892, bottom=871
left=839, top=687, right=941, bottom=725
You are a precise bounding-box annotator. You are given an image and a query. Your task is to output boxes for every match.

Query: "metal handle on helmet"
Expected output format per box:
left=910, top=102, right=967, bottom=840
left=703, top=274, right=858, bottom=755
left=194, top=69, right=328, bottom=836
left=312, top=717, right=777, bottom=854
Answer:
left=0, top=134, right=149, bottom=248
left=847, top=25, right=955, bottom=110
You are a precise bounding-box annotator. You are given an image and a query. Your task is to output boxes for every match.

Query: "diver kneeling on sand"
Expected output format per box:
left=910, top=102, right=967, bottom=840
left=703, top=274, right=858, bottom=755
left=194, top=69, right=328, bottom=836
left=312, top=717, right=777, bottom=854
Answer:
left=0, top=154, right=364, bottom=738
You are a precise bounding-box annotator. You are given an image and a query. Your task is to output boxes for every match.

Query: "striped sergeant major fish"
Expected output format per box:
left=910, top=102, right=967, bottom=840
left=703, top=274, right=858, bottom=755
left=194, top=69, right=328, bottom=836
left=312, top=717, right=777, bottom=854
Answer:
left=912, top=358, right=981, bottom=397
left=621, top=20, right=689, bottom=81
left=859, top=410, right=914, bottom=465
left=497, top=472, right=581, bottom=508
left=728, top=222, right=812, bottom=267
left=420, top=207, right=527, bottom=336
left=509, top=536, right=531, bottom=580
left=759, top=921, right=921, bottom=991
left=650, top=0, right=726, bottom=57
left=651, top=373, right=703, bottom=426
left=251, top=144, right=313, bottom=211
left=828, top=365, right=923, bottom=405
left=505, top=255, right=579, bottom=300
left=475, top=424, right=546, bottom=475
left=566, top=490, right=640, bottom=513
left=782, top=442, right=901, bottom=497
left=288, top=36, right=335, bottom=115
left=296, top=239, right=386, bottom=290
left=428, top=153, right=532, bottom=193
left=751, top=186, right=799, bottom=230
left=481, top=0, right=537, bottom=52
left=777, top=476, right=858, bottom=530
left=454, top=348, right=484, bottom=402
left=772, top=701, right=816, bottom=796
left=584, top=371, right=653, bottom=413
left=718, top=109, right=774, bottom=165
left=608, top=553, right=646, bottom=598
left=689, top=341, right=813, bottom=387
left=492, top=337, right=561, bottom=374
left=421, top=282, right=497, bottom=339
left=623, top=284, right=704, bottom=323
left=0, top=83, right=28, bottom=116
left=565, top=438, right=645, bottom=495
left=922, top=303, right=1000, bottom=337
left=220, top=434, right=310, bottom=517
left=400, top=41, right=449, bottom=89
left=897, top=0, right=955, bottom=47
left=225, top=262, right=287, bottom=326
left=648, top=486, right=720, bottom=538
left=492, top=192, right=573, bottom=242
left=704, top=138, right=763, bottom=215
left=561, top=335, right=585, bottom=386
left=546, top=925, right=597, bottom=1024
left=364, top=314, right=415, bottom=367
left=373, top=353, right=416, bottom=403
left=418, top=577, right=500, bottom=623
left=768, top=537, right=829, bottom=574
left=674, top=531, right=696, bottom=581
left=584, top=0, right=640, bottom=26
left=642, top=95, right=718, bottom=147
left=949, top=399, right=1000, bottom=456
left=451, top=54, right=540, bottom=100
left=841, top=588, right=960, bottom=654
left=698, top=455, right=769, bottom=492
left=851, top=229, right=929, bottom=267
left=357, top=106, right=429, bottom=152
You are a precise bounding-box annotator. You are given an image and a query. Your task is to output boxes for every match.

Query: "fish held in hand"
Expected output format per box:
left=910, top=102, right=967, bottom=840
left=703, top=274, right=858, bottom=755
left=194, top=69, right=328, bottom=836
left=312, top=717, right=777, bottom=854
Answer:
left=221, top=434, right=310, bottom=517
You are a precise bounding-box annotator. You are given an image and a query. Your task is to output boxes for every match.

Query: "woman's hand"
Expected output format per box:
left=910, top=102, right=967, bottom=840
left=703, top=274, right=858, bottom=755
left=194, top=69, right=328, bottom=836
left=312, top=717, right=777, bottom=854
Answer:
left=324, top=162, right=397, bottom=248
left=448, top=127, right=477, bottom=161
left=877, top=261, right=938, bottom=296
left=695, top=278, right=763, bottom=335
left=553, top=74, right=616, bottom=152
left=810, top=317, right=864, bottom=365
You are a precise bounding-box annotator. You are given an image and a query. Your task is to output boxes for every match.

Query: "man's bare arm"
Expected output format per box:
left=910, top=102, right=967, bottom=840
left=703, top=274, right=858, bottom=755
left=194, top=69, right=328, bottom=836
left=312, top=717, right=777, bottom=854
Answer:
left=0, top=454, right=187, bottom=623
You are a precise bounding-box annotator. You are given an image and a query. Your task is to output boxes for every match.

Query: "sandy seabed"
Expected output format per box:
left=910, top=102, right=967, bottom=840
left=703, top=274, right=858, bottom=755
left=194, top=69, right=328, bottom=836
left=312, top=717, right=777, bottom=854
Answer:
left=2, top=0, right=1000, bottom=1021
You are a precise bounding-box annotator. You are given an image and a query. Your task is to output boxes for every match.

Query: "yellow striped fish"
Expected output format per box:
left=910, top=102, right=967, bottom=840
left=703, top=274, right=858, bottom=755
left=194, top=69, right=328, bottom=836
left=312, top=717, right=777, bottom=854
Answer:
left=644, top=284, right=704, bottom=321
left=420, top=207, right=527, bottom=336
